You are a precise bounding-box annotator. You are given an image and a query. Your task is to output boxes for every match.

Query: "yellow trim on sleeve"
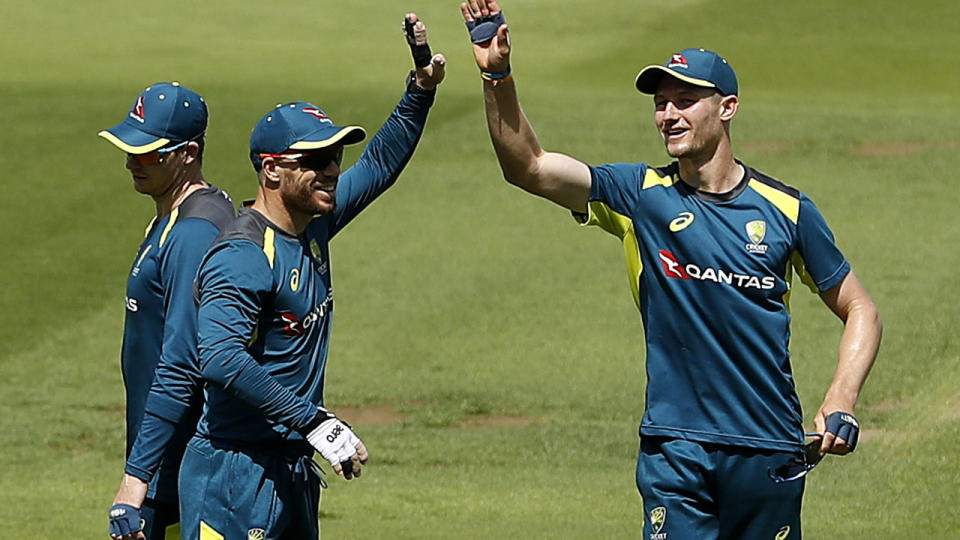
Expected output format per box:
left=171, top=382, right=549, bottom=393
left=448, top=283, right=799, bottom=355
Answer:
left=97, top=130, right=170, bottom=153
left=263, top=228, right=276, bottom=268
left=158, top=207, right=179, bottom=248
left=748, top=179, right=799, bottom=224
left=641, top=168, right=679, bottom=190
left=199, top=521, right=224, bottom=540
left=577, top=201, right=644, bottom=309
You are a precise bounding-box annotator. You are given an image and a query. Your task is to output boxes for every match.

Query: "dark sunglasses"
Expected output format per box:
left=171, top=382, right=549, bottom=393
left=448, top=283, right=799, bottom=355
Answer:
left=261, top=147, right=344, bottom=171
left=128, top=139, right=191, bottom=166
left=768, top=434, right=823, bottom=483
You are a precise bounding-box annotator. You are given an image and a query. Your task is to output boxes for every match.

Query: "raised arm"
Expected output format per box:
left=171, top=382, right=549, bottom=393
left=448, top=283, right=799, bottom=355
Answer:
left=461, top=0, right=591, bottom=212
left=329, top=13, right=446, bottom=236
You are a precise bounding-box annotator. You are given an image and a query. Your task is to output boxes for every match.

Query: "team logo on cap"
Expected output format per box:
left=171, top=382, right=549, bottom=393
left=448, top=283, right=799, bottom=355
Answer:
left=302, top=108, right=332, bottom=123
left=130, top=96, right=146, bottom=123
left=745, top=220, right=768, bottom=254
left=668, top=53, right=688, bottom=68
left=247, top=528, right=265, bottom=540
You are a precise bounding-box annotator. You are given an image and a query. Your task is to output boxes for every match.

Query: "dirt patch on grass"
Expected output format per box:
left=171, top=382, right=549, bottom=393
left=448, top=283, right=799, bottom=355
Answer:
left=850, top=141, right=960, bottom=156
left=457, top=414, right=538, bottom=429
left=335, top=406, right=406, bottom=427
left=862, top=397, right=904, bottom=412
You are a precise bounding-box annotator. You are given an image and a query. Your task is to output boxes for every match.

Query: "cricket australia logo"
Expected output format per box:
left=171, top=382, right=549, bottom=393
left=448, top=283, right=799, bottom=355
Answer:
left=247, top=528, right=265, bottom=540
left=309, top=239, right=328, bottom=274
left=745, top=220, right=769, bottom=254
left=649, top=506, right=667, bottom=539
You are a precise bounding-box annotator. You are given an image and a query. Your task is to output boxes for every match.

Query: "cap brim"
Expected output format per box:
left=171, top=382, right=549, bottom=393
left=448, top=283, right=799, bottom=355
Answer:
left=635, top=65, right=717, bottom=94
left=289, top=125, right=366, bottom=151
left=98, top=121, right=169, bottom=153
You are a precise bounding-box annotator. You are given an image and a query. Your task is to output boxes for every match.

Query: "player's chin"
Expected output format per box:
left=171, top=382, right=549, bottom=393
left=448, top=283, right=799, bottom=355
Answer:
left=310, top=191, right=337, bottom=215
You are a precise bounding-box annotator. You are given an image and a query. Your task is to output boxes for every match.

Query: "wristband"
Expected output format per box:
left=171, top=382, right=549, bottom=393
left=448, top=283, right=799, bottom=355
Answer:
left=481, top=66, right=512, bottom=85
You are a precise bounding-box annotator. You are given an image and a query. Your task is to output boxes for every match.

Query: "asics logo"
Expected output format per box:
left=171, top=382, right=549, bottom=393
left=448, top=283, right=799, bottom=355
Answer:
left=668, top=212, right=695, bottom=232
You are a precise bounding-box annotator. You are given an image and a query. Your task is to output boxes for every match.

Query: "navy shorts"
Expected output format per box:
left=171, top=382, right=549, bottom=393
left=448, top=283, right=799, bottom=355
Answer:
left=179, top=436, right=323, bottom=540
left=636, top=436, right=805, bottom=540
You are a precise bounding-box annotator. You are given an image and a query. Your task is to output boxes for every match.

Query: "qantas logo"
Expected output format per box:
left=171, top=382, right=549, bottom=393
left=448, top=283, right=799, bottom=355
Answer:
left=130, top=96, right=146, bottom=123
left=658, top=250, right=690, bottom=279
left=668, top=53, right=688, bottom=68
left=657, top=249, right=776, bottom=290
left=302, top=108, right=332, bottom=123
left=280, top=293, right=333, bottom=336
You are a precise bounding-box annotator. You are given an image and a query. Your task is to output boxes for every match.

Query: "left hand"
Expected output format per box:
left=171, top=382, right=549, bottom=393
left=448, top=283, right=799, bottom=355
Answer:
left=404, top=13, right=446, bottom=90
left=813, top=406, right=861, bottom=457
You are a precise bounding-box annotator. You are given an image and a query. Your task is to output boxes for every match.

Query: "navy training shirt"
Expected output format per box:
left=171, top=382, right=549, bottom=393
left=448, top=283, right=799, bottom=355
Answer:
left=120, top=185, right=235, bottom=501
left=195, top=89, right=435, bottom=447
left=577, top=161, right=849, bottom=452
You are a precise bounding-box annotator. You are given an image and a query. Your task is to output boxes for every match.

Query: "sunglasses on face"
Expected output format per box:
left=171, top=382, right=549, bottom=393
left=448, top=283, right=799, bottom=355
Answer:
left=128, top=139, right=191, bottom=166
left=768, top=434, right=823, bottom=484
left=260, top=147, right=344, bottom=171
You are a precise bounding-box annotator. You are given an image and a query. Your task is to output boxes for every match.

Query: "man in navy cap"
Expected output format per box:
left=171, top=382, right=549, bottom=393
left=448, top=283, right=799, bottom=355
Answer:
left=99, top=82, right=235, bottom=540
left=460, top=1, right=882, bottom=537
left=176, top=13, right=445, bottom=540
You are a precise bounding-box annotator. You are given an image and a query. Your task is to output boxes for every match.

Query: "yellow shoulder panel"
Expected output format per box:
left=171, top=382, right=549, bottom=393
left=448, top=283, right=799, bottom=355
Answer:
left=262, top=227, right=276, bottom=269
left=748, top=179, right=799, bottom=224
left=575, top=201, right=644, bottom=309
left=641, top=168, right=678, bottom=190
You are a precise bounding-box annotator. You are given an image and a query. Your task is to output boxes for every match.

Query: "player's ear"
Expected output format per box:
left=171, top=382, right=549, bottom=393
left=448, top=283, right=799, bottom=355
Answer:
left=719, top=94, right=738, bottom=122
left=260, top=157, right=281, bottom=187
left=184, top=141, right=201, bottom=165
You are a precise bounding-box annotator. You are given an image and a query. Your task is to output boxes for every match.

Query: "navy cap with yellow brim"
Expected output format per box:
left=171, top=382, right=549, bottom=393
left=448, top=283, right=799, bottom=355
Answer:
left=250, top=102, right=366, bottom=171
left=635, top=48, right=738, bottom=96
left=98, top=82, right=208, bottom=154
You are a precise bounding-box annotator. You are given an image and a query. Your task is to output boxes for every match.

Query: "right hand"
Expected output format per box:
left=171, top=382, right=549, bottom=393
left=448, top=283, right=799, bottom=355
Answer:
left=109, top=474, right=148, bottom=539
left=460, top=0, right=510, bottom=74
left=108, top=503, right=144, bottom=540
left=306, top=416, right=369, bottom=480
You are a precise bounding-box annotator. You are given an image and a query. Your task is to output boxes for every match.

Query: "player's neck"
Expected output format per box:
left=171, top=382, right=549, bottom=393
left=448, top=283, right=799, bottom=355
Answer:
left=250, top=193, right=309, bottom=236
left=677, top=142, right=742, bottom=194
left=153, top=170, right=207, bottom=219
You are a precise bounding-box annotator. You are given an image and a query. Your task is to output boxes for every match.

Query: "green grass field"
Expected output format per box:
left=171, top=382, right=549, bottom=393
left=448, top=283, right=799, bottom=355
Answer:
left=1, top=0, right=958, bottom=537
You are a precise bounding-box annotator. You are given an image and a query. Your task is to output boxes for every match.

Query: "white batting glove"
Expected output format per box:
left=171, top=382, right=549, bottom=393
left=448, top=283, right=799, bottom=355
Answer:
left=305, top=412, right=367, bottom=480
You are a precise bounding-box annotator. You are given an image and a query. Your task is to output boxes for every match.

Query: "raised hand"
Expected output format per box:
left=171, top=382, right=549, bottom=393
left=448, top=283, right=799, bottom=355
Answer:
left=404, top=13, right=446, bottom=90
left=460, top=0, right=510, bottom=75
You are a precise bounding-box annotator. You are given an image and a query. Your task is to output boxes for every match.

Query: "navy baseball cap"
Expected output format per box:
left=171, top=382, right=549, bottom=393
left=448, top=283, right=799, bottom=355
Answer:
left=99, top=82, right=207, bottom=153
left=249, top=102, right=366, bottom=171
left=635, top=48, right=738, bottom=96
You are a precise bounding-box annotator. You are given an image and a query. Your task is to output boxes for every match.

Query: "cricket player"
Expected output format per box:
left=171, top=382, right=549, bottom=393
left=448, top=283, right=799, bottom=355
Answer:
left=99, top=82, right=235, bottom=539
left=177, top=14, right=445, bottom=539
left=460, top=1, right=882, bottom=538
